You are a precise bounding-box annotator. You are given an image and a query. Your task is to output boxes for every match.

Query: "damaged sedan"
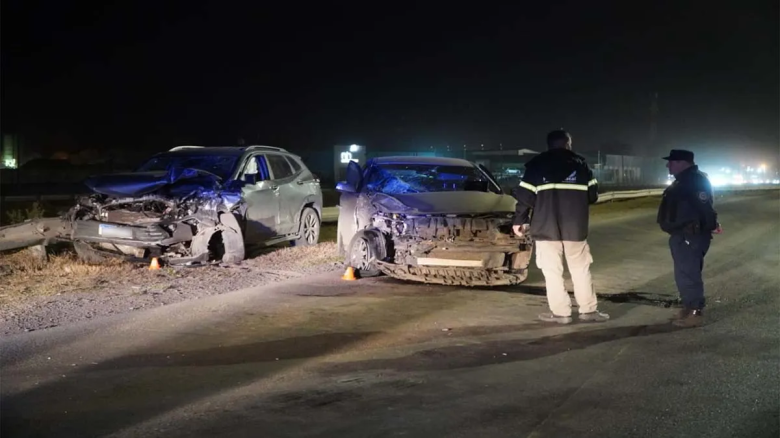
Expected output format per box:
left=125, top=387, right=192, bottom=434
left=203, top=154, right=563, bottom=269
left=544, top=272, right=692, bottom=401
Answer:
left=336, top=156, right=533, bottom=286
left=0, top=145, right=323, bottom=264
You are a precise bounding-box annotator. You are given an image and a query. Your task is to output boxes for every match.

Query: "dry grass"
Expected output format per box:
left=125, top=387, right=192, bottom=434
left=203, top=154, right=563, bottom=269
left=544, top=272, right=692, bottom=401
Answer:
left=250, top=242, right=341, bottom=270
left=0, top=248, right=132, bottom=305
left=0, top=240, right=342, bottom=306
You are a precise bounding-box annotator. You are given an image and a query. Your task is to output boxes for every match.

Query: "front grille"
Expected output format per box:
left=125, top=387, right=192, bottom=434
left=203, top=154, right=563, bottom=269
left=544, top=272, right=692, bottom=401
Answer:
left=73, top=220, right=170, bottom=243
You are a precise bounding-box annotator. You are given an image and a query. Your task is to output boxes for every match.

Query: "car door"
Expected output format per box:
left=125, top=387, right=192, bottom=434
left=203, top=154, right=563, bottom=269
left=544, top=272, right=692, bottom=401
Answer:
left=284, top=155, right=319, bottom=234
left=335, top=160, right=364, bottom=254
left=265, top=153, right=299, bottom=235
left=241, top=154, right=281, bottom=242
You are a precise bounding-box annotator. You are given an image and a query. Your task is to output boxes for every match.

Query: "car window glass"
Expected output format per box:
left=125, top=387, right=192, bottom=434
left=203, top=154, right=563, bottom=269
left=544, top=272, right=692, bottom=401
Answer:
left=366, top=163, right=499, bottom=194
left=267, top=154, right=293, bottom=180
left=286, top=156, right=302, bottom=173
left=137, top=154, right=238, bottom=180
left=242, top=155, right=270, bottom=182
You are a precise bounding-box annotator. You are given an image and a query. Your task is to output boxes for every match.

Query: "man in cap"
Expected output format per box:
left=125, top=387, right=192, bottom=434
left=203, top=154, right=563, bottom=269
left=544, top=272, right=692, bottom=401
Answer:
left=512, top=129, right=609, bottom=324
left=657, top=149, right=720, bottom=328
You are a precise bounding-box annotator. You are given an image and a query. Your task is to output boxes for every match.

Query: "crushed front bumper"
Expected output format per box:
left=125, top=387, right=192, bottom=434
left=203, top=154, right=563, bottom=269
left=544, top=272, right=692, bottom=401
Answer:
left=377, top=243, right=533, bottom=287
left=376, top=261, right=528, bottom=286
left=72, top=220, right=192, bottom=248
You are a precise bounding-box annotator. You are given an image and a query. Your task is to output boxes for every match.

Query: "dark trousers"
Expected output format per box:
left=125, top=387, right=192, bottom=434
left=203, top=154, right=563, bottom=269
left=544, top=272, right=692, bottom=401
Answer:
left=669, top=233, right=711, bottom=309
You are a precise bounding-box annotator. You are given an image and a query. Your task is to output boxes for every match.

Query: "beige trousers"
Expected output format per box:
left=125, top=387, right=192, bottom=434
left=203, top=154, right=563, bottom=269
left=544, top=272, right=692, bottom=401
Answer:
left=535, top=240, right=598, bottom=317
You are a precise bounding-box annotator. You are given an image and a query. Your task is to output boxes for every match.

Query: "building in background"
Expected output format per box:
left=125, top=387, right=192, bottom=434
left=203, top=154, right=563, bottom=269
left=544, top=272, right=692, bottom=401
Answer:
left=332, top=144, right=367, bottom=184
left=1, top=133, right=21, bottom=169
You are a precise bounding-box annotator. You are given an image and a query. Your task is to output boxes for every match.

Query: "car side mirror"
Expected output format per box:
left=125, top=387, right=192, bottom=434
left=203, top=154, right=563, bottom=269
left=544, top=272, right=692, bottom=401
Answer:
left=336, top=181, right=356, bottom=193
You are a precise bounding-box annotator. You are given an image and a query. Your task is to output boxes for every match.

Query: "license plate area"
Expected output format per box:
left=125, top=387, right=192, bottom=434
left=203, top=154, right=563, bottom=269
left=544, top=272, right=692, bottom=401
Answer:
left=98, top=223, right=134, bottom=239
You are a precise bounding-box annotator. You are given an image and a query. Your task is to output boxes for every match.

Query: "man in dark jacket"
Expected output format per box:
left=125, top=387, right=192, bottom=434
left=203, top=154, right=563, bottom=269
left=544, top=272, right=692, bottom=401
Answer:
left=657, top=149, right=720, bottom=328
left=512, top=130, right=608, bottom=324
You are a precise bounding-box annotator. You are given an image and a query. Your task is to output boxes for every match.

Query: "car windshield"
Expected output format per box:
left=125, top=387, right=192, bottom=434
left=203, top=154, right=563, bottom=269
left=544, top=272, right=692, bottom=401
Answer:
left=365, top=163, right=500, bottom=194
left=136, top=154, right=239, bottom=180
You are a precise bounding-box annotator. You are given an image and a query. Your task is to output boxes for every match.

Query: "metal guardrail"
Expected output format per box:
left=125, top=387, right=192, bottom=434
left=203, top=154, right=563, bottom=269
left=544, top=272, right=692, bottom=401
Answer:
left=2, top=186, right=776, bottom=223
left=321, top=207, right=339, bottom=223
left=596, top=185, right=779, bottom=204
left=595, top=188, right=665, bottom=203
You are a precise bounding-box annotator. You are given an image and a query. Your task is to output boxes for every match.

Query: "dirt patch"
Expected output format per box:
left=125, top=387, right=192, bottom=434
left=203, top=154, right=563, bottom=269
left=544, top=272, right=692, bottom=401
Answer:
left=0, top=242, right=343, bottom=335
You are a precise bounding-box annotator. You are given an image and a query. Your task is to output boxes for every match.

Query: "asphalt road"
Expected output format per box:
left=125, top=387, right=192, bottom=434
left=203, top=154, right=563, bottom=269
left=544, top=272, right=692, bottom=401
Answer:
left=2, top=191, right=778, bottom=438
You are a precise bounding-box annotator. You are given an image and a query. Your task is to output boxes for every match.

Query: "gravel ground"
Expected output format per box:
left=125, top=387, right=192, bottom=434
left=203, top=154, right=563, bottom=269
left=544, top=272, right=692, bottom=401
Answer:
left=0, top=243, right=343, bottom=335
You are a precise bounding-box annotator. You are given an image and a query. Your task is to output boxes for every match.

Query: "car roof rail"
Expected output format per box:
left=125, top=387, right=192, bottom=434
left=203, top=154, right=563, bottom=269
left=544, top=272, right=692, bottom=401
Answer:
left=169, top=145, right=206, bottom=151
left=245, top=145, right=288, bottom=153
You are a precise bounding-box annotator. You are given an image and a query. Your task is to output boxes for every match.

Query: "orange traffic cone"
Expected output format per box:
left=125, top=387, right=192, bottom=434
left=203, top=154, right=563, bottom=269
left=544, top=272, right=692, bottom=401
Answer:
left=149, top=257, right=161, bottom=270
left=341, top=266, right=357, bottom=281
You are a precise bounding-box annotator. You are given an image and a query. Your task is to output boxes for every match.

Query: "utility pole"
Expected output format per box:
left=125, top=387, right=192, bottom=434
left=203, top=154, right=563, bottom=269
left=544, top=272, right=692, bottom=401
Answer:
left=646, top=92, right=660, bottom=185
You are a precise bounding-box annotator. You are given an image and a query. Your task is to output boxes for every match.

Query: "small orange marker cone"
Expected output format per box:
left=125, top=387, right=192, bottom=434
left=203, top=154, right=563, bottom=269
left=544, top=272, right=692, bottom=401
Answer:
left=149, top=257, right=161, bottom=270
left=341, top=266, right=357, bottom=281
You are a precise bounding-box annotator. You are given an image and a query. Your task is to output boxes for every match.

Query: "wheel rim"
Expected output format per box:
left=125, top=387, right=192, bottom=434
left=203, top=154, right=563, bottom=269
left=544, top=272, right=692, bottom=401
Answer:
left=355, top=238, right=370, bottom=270
left=303, top=213, right=318, bottom=244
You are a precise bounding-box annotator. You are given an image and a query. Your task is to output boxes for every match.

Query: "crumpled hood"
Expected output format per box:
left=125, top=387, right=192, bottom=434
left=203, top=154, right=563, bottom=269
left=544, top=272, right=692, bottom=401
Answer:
left=372, top=191, right=517, bottom=216
left=84, top=168, right=222, bottom=198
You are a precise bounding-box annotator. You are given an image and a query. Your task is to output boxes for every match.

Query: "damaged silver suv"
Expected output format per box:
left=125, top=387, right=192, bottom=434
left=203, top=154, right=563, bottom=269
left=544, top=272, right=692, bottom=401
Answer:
left=0, top=145, right=323, bottom=265
left=336, top=156, right=533, bottom=286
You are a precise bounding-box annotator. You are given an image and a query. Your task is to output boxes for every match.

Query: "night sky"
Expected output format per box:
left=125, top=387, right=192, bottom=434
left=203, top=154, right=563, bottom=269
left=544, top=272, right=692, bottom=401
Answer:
left=2, top=1, right=778, bottom=163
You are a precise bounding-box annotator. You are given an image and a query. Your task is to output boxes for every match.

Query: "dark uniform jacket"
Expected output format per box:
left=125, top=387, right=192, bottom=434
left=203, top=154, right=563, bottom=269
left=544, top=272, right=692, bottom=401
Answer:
left=513, top=149, right=598, bottom=241
left=657, top=165, right=718, bottom=235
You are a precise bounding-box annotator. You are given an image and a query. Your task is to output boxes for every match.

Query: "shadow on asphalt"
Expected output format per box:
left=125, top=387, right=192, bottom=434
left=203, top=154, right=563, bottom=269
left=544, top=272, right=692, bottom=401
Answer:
left=0, top=282, right=530, bottom=437
left=323, top=323, right=681, bottom=374
left=1, top=320, right=680, bottom=437
left=598, top=292, right=680, bottom=308
left=476, top=282, right=682, bottom=309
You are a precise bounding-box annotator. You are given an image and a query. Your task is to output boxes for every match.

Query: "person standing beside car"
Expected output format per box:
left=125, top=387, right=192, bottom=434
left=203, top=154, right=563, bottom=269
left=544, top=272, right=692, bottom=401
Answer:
left=512, top=129, right=609, bottom=324
left=657, top=149, right=720, bottom=328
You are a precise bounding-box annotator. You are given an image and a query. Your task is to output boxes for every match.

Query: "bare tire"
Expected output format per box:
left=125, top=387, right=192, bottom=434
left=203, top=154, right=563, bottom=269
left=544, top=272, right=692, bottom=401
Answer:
left=291, top=207, right=320, bottom=247
left=192, top=214, right=246, bottom=264
left=346, top=229, right=386, bottom=277
left=208, top=230, right=244, bottom=264
left=217, top=213, right=245, bottom=263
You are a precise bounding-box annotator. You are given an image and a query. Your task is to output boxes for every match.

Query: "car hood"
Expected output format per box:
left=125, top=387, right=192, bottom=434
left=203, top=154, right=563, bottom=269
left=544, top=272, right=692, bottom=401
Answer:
left=84, top=168, right=222, bottom=198
left=372, top=191, right=517, bottom=216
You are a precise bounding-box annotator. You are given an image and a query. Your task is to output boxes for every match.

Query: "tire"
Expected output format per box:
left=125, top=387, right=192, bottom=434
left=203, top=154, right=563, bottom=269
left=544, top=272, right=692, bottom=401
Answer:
left=207, top=230, right=245, bottom=264
left=209, top=213, right=246, bottom=264
left=221, top=213, right=245, bottom=263
left=346, top=229, right=387, bottom=277
left=291, top=207, right=320, bottom=247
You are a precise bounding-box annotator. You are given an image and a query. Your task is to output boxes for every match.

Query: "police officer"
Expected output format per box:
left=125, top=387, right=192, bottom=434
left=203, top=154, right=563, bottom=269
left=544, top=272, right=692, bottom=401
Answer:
left=657, top=149, right=720, bottom=328
left=513, top=130, right=609, bottom=324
